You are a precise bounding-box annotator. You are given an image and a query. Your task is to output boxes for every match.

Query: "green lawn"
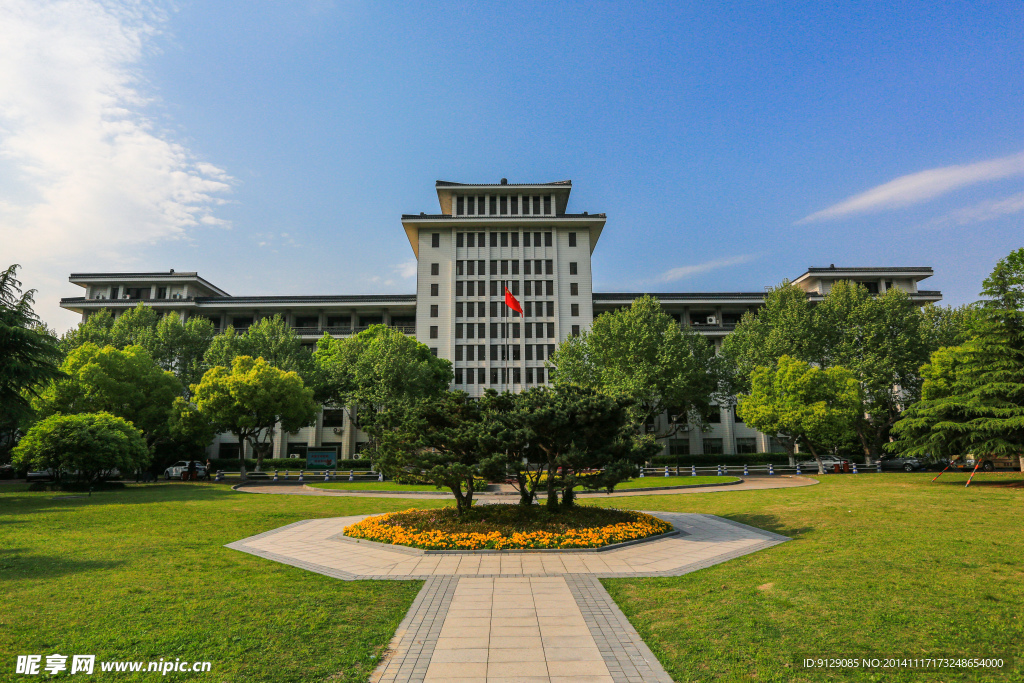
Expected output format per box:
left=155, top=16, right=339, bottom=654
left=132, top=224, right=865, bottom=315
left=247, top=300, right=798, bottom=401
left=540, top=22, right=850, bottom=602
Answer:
left=2, top=474, right=1022, bottom=682
left=590, top=473, right=1024, bottom=682
left=307, top=481, right=442, bottom=492
left=615, top=475, right=738, bottom=489
left=0, top=483, right=446, bottom=682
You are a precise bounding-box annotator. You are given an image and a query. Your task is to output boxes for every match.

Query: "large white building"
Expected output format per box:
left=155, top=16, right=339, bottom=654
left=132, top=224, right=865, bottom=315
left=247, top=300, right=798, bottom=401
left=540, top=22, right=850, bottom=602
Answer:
left=61, top=179, right=942, bottom=461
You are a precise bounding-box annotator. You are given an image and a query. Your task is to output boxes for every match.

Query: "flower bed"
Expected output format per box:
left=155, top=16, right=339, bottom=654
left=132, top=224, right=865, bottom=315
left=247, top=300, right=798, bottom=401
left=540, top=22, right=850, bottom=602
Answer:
left=343, top=505, right=673, bottom=550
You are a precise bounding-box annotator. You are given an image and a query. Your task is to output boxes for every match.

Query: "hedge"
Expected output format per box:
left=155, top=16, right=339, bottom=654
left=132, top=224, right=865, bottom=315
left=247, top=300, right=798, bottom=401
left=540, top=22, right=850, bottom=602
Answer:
left=649, top=453, right=794, bottom=466
left=207, top=457, right=374, bottom=472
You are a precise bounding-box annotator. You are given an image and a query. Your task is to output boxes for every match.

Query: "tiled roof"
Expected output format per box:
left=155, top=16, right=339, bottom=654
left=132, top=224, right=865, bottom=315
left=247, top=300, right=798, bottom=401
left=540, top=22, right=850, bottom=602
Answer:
left=192, top=295, right=416, bottom=304
left=594, top=292, right=765, bottom=301
left=401, top=213, right=606, bottom=219
left=70, top=271, right=198, bottom=278
left=805, top=266, right=933, bottom=273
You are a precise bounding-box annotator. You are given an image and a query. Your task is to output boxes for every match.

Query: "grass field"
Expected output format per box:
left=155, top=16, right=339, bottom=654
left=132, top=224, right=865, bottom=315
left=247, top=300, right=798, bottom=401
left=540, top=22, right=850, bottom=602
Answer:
left=591, top=473, right=1024, bottom=682
left=615, top=475, right=738, bottom=489
left=2, top=474, right=1022, bottom=682
left=0, top=483, right=447, bottom=682
left=306, top=481, right=442, bottom=491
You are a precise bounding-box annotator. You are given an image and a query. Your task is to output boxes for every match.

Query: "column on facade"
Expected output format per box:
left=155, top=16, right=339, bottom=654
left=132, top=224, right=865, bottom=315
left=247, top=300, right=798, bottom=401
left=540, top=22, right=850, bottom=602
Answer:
left=307, top=410, right=322, bottom=449
left=722, top=405, right=736, bottom=455
left=273, top=422, right=286, bottom=458
left=350, top=309, right=358, bottom=331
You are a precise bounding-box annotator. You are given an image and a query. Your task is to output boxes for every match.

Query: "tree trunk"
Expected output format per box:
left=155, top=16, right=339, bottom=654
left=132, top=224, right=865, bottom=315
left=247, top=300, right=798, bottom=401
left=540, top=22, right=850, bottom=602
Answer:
left=561, top=485, right=575, bottom=509
left=516, top=471, right=535, bottom=506
left=464, top=475, right=475, bottom=510
left=546, top=460, right=559, bottom=512
left=237, top=437, right=247, bottom=480
left=804, top=439, right=825, bottom=474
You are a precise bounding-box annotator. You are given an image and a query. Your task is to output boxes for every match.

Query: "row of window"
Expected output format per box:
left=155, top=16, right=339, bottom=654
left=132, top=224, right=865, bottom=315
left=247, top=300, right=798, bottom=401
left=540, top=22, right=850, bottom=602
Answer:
left=454, top=300, right=556, bottom=318
left=454, top=344, right=556, bottom=362
left=454, top=366, right=549, bottom=385
left=453, top=280, right=559, bottom=297
left=455, top=196, right=553, bottom=217
left=668, top=437, right=758, bottom=456
left=456, top=259, right=571, bottom=276
left=453, top=322, right=558, bottom=339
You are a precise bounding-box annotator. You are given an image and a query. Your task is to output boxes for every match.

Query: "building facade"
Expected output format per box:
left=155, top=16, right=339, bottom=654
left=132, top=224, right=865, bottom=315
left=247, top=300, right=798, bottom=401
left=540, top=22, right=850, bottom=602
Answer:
left=61, top=179, right=943, bottom=460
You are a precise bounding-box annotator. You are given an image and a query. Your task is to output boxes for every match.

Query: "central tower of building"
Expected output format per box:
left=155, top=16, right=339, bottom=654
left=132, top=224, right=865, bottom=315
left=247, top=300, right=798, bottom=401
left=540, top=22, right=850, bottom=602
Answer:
left=402, top=180, right=607, bottom=396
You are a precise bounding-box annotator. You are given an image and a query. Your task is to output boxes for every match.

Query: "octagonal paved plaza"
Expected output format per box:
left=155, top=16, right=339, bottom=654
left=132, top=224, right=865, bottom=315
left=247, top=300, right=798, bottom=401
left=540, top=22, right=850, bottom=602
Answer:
left=227, top=512, right=789, bottom=682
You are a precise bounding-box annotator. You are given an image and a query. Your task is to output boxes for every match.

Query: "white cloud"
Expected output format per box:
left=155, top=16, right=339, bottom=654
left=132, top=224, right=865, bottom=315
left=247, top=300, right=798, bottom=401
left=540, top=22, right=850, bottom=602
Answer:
left=798, top=150, right=1024, bottom=223
left=395, top=260, right=417, bottom=278
left=654, top=254, right=759, bottom=284
left=0, top=0, right=233, bottom=329
left=927, top=191, right=1024, bottom=228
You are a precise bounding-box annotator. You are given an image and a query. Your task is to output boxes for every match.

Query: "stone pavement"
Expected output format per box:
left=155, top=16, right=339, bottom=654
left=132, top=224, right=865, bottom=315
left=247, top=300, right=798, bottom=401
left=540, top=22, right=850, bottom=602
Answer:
left=226, top=512, right=790, bottom=682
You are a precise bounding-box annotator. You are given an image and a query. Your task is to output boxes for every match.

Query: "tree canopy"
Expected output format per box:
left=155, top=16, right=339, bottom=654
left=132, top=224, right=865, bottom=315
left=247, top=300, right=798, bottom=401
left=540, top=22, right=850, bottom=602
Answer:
left=190, top=356, right=318, bottom=475
left=551, top=295, right=724, bottom=438
left=890, top=248, right=1024, bottom=469
left=204, top=315, right=312, bottom=380
left=737, top=355, right=861, bottom=473
left=12, top=412, right=149, bottom=483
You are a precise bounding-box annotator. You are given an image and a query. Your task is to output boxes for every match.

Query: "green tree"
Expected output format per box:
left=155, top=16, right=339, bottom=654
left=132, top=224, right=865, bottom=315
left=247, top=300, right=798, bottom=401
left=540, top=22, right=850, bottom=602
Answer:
left=190, top=356, right=318, bottom=477
left=374, top=391, right=489, bottom=514
left=514, top=385, right=657, bottom=510
left=12, top=412, right=149, bottom=483
left=314, top=324, right=452, bottom=435
left=919, top=303, right=979, bottom=351
left=33, top=343, right=185, bottom=451
left=737, top=356, right=861, bottom=474
left=815, top=281, right=930, bottom=459
left=0, top=265, right=65, bottom=454
left=890, top=248, right=1024, bottom=470
left=551, top=295, right=724, bottom=441
left=204, top=315, right=312, bottom=378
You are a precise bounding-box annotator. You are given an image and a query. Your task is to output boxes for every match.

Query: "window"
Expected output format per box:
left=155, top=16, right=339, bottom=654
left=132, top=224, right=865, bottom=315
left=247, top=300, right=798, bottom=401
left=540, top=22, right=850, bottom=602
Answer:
left=467, top=232, right=475, bottom=247
left=456, top=197, right=464, bottom=215
left=526, top=367, right=534, bottom=384
left=466, top=281, right=474, bottom=296
left=156, top=287, right=167, bottom=299
left=501, top=232, right=508, bottom=247
left=489, top=280, right=498, bottom=297
left=571, top=303, right=579, bottom=316
left=534, top=259, right=541, bottom=274
left=544, top=232, right=552, bottom=247
left=525, top=323, right=533, bottom=339
left=534, top=232, right=541, bottom=246
left=511, top=196, right=519, bottom=215
left=534, top=196, right=541, bottom=214
left=547, top=344, right=555, bottom=357
left=323, top=409, right=345, bottom=427
left=467, top=260, right=475, bottom=276
left=490, top=345, right=498, bottom=361
left=708, top=409, right=721, bottom=423
left=669, top=439, right=690, bottom=456
left=524, top=281, right=533, bottom=296
left=478, top=280, right=485, bottom=294
left=455, top=323, right=463, bottom=338
left=456, top=261, right=464, bottom=276
left=490, top=232, right=498, bottom=247
left=510, top=281, right=519, bottom=295
left=477, top=323, right=485, bottom=337
left=466, top=368, right=474, bottom=384
left=547, top=322, right=555, bottom=338
left=525, top=344, right=534, bottom=360
left=545, top=260, right=553, bottom=275
left=500, top=196, right=507, bottom=214
left=568, top=232, right=576, bottom=247
left=544, top=196, right=551, bottom=214
left=733, top=409, right=744, bottom=424
left=478, top=344, right=485, bottom=359
left=512, top=323, right=520, bottom=338
left=430, top=283, right=439, bottom=296
left=490, top=323, right=498, bottom=338
left=490, top=259, right=498, bottom=275
left=511, top=260, right=519, bottom=275
left=466, top=324, right=475, bottom=338
left=545, top=281, right=554, bottom=296
left=431, top=263, right=439, bottom=276
left=523, top=232, right=530, bottom=247
left=491, top=369, right=499, bottom=384
left=489, top=197, right=497, bottom=215
left=511, top=232, right=519, bottom=247
left=501, top=260, right=509, bottom=275
left=430, top=305, right=438, bottom=317
left=536, top=367, right=545, bottom=383
left=455, top=345, right=463, bottom=360
left=467, top=196, right=475, bottom=215
left=429, top=326, right=438, bottom=339
left=431, top=233, right=440, bottom=248
left=478, top=259, right=485, bottom=274
left=455, top=369, right=464, bottom=384
left=569, top=262, right=577, bottom=275
left=456, top=302, right=463, bottom=317
left=570, top=282, right=578, bottom=295
left=430, top=347, right=438, bottom=356
left=571, top=324, right=580, bottom=336
left=524, top=260, right=531, bottom=276
left=490, top=301, right=498, bottom=317
left=513, top=367, right=521, bottom=383
left=456, top=233, right=464, bottom=247
left=736, top=438, right=757, bottom=454
left=703, top=438, right=724, bottom=455
left=885, top=280, right=894, bottom=291
left=478, top=302, right=485, bottom=317
left=546, top=301, right=554, bottom=317
left=478, top=233, right=484, bottom=246
left=524, top=301, right=533, bottom=317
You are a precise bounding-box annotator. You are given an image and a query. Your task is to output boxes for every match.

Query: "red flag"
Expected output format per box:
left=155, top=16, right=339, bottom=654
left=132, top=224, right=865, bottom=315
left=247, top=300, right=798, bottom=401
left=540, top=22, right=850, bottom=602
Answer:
left=504, top=286, right=523, bottom=315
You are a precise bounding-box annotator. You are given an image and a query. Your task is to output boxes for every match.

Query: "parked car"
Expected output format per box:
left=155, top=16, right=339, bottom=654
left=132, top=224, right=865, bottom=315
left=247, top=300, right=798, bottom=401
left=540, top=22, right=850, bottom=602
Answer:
left=164, top=461, right=207, bottom=480
left=796, top=455, right=849, bottom=471
left=878, top=454, right=923, bottom=472
left=950, top=453, right=1022, bottom=472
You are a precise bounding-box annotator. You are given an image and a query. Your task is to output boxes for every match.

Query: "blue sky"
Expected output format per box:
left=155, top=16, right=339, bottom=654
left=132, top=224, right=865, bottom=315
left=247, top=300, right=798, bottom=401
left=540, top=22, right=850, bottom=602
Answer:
left=2, top=1, right=1022, bottom=330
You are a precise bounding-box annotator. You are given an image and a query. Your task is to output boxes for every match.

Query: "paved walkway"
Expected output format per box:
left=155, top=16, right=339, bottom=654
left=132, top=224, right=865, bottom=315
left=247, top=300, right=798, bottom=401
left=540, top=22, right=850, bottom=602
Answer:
left=227, top=512, right=790, bottom=682
left=235, top=474, right=816, bottom=500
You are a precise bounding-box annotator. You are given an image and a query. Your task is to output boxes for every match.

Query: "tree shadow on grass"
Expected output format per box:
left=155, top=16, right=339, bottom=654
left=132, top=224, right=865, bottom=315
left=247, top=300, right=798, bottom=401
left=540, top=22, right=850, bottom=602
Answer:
left=0, top=484, right=233, bottom=516
left=0, top=548, right=125, bottom=581
left=721, top=513, right=813, bottom=539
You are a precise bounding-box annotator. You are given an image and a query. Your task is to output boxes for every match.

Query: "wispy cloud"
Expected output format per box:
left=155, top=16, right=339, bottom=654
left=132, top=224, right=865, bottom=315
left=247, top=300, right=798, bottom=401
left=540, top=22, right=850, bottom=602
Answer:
left=926, top=191, right=1024, bottom=229
left=0, top=1, right=233, bottom=328
left=798, top=150, right=1024, bottom=223
left=395, top=260, right=417, bottom=279
left=654, top=254, right=758, bottom=283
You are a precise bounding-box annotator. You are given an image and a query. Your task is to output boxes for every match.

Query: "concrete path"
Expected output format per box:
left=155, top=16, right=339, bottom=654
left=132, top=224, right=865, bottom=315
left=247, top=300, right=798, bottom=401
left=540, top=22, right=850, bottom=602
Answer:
left=227, top=512, right=790, bottom=682
left=234, top=474, right=817, bottom=500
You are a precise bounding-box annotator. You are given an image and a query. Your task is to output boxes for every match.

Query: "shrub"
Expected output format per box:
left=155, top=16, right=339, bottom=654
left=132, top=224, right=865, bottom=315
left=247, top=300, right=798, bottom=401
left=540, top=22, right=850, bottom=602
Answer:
left=12, top=412, right=149, bottom=483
